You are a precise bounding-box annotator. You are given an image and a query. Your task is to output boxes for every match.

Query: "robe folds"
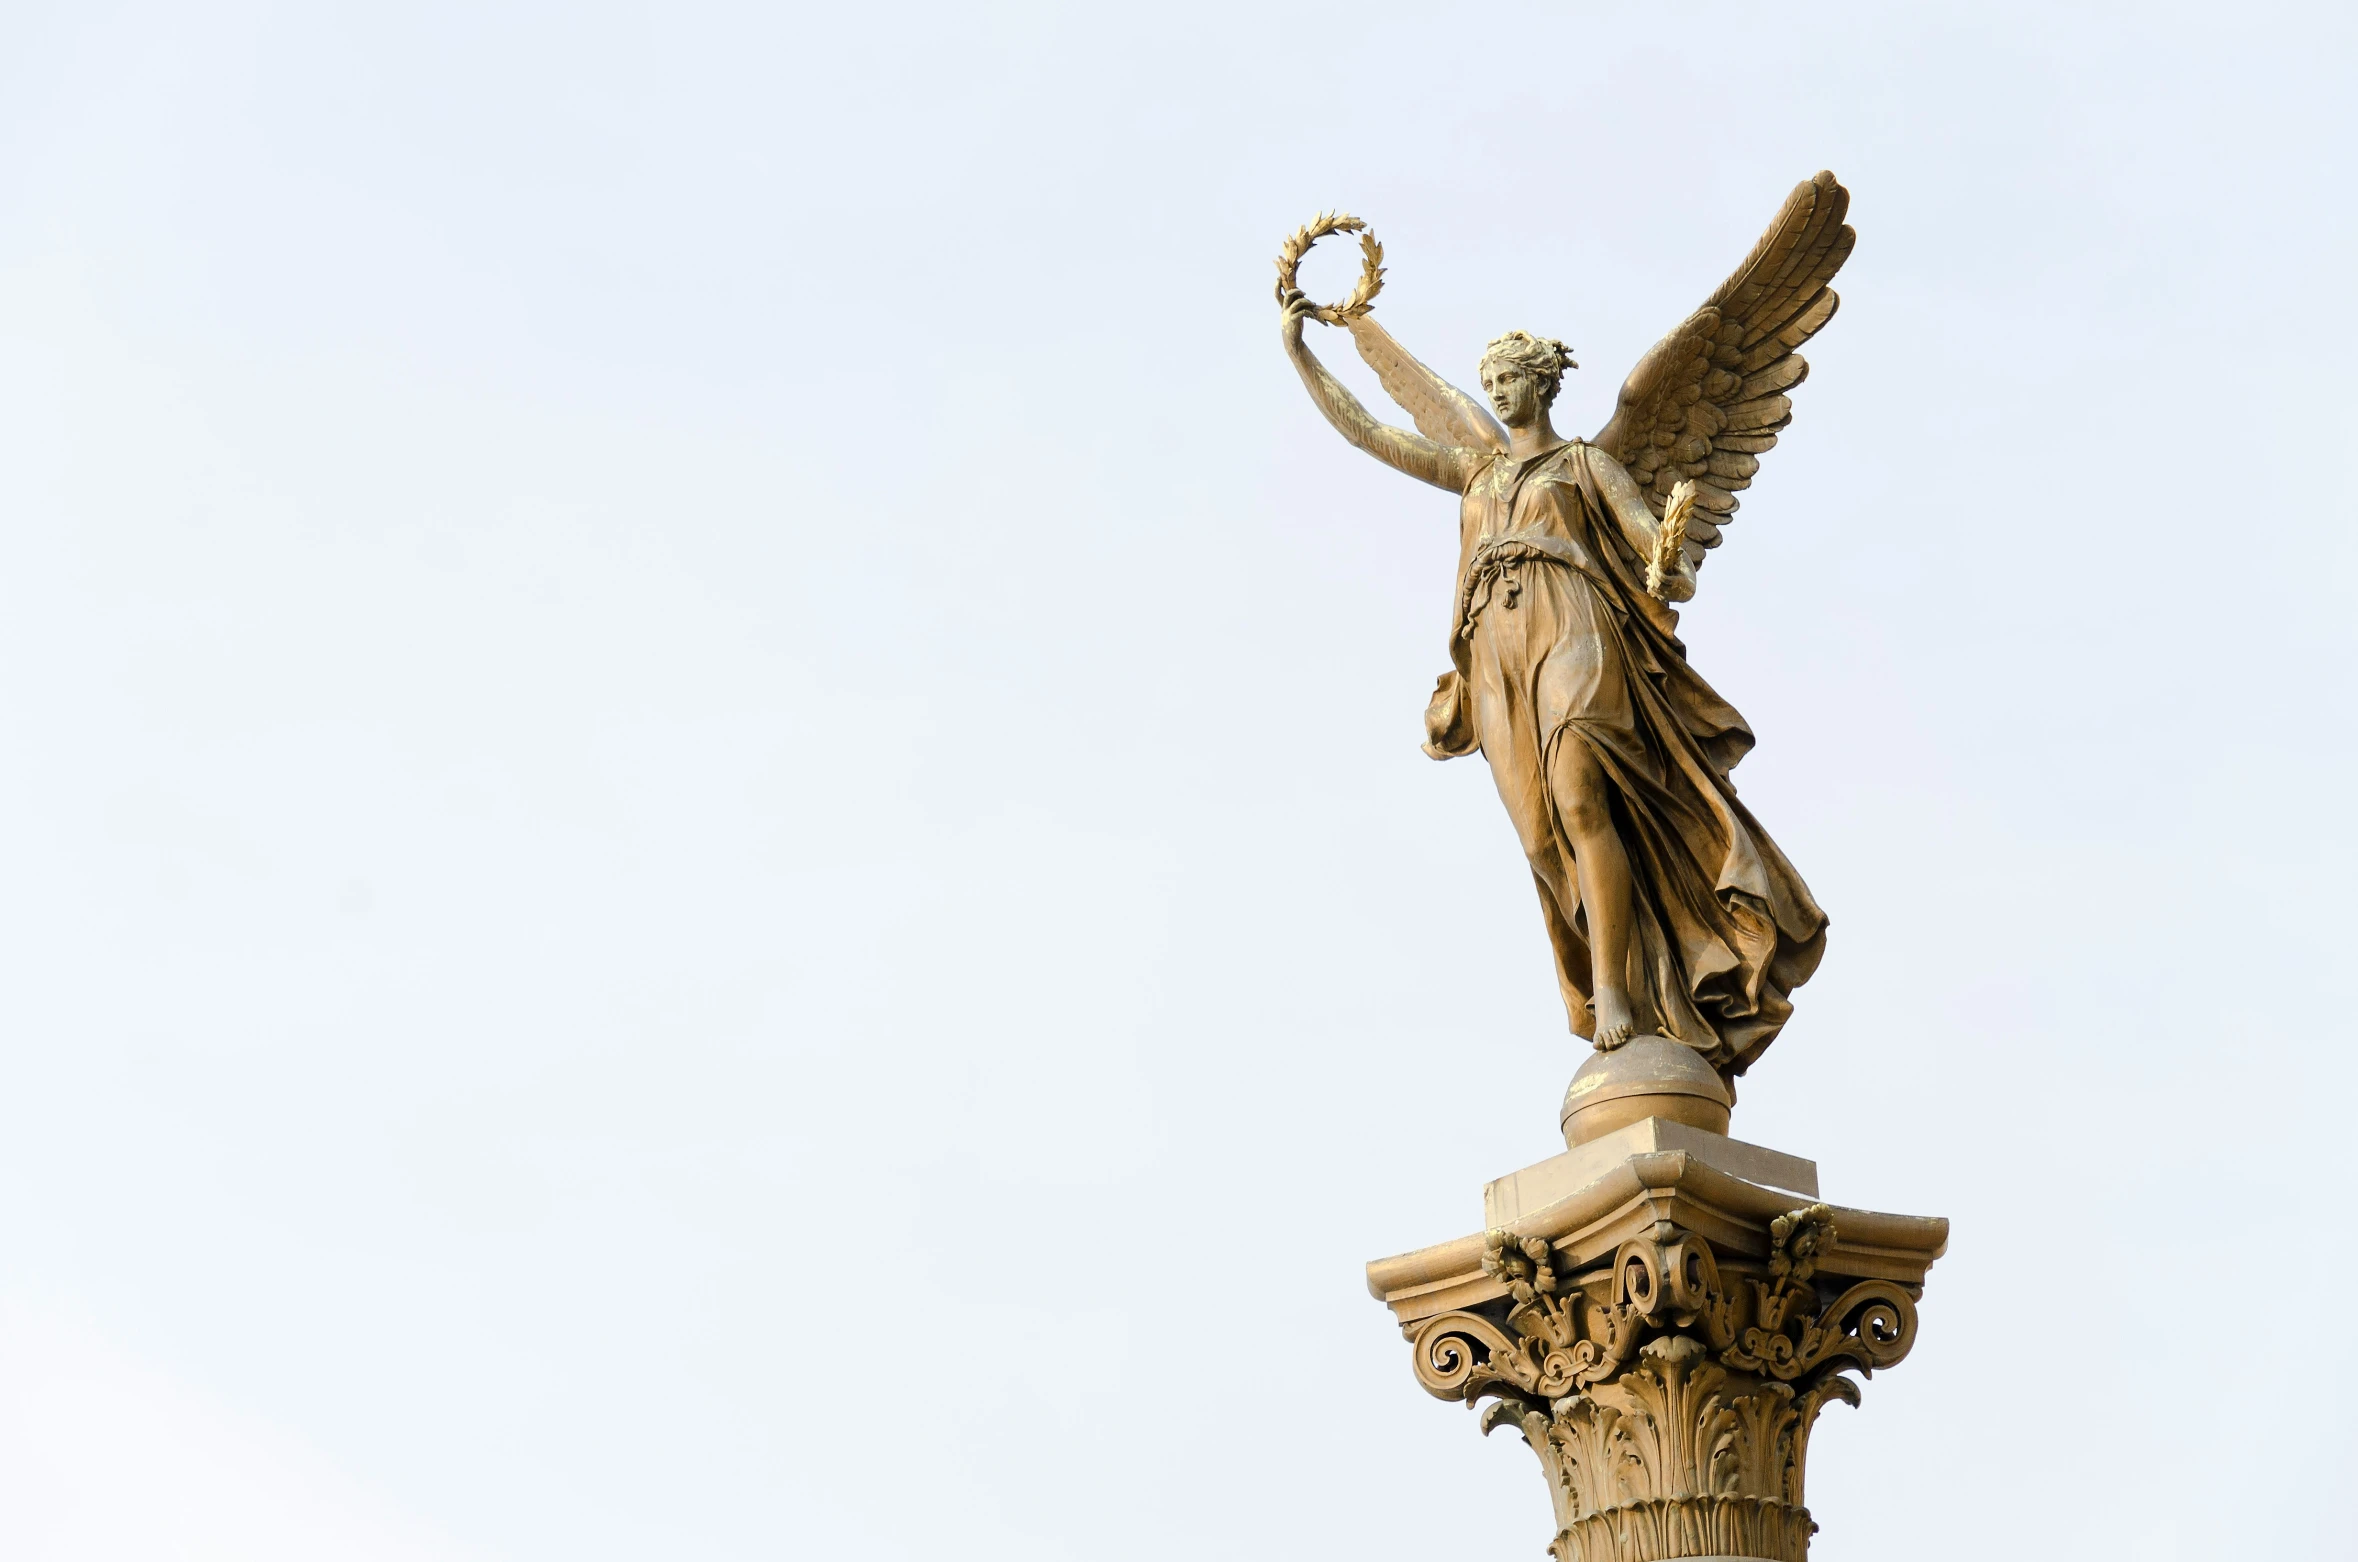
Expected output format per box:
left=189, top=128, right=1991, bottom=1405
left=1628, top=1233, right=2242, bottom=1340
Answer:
left=1421, top=439, right=1825, bottom=1079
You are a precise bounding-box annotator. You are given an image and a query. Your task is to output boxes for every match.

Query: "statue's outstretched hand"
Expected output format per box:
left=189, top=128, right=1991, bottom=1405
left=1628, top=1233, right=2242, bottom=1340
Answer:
left=1277, top=287, right=1319, bottom=352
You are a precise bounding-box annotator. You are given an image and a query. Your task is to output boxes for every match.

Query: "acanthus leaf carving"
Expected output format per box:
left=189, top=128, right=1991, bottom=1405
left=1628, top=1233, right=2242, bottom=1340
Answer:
left=1405, top=1204, right=1911, bottom=1562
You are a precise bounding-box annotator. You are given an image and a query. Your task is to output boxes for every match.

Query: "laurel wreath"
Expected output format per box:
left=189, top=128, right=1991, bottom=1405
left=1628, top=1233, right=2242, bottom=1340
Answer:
left=1273, top=211, right=1385, bottom=324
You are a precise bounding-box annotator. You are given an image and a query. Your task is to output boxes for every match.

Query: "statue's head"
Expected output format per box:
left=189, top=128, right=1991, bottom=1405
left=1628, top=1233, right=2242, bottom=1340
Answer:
left=1479, top=331, right=1577, bottom=426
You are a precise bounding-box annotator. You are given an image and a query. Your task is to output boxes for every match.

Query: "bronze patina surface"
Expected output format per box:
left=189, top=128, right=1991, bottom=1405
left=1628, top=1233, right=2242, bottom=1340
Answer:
left=1278, top=174, right=1851, bottom=1080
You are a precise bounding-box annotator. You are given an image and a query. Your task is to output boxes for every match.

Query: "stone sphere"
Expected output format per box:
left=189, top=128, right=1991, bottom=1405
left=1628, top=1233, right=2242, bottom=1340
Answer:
left=1559, top=1035, right=1732, bottom=1146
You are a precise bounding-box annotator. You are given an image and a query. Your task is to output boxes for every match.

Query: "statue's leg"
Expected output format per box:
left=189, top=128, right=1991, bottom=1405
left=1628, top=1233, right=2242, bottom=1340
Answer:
left=1548, top=732, right=1636, bottom=1049
left=1476, top=693, right=1593, bottom=1040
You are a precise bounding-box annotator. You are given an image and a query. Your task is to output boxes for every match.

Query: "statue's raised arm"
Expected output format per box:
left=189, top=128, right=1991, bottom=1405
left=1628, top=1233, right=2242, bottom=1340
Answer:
left=1279, top=291, right=1497, bottom=492
left=1274, top=213, right=1506, bottom=494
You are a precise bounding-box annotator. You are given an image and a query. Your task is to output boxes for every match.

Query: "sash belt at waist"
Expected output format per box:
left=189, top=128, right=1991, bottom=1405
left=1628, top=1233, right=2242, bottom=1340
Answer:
left=1456, top=535, right=1609, bottom=643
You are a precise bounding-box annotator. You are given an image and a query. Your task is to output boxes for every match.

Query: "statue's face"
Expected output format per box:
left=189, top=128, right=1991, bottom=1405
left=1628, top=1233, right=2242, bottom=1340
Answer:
left=1481, top=359, right=1548, bottom=426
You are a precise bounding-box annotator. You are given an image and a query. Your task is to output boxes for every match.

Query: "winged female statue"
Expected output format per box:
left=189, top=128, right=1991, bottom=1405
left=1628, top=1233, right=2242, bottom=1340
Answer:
left=1276, top=172, right=1853, bottom=1082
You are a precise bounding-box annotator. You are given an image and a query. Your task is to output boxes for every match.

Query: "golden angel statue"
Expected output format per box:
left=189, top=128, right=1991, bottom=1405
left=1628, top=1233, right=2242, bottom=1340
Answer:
left=1277, top=173, right=1854, bottom=1083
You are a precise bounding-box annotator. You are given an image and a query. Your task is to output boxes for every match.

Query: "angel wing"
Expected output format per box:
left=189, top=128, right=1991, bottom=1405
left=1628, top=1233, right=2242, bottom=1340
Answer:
left=1343, top=314, right=1509, bottom=453
left=1593, top=171, right=1854, bottom=564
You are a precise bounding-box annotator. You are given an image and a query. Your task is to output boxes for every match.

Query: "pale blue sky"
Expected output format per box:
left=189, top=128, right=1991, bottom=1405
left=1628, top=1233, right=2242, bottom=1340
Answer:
left=0, top=3, right=2351, bottom=1558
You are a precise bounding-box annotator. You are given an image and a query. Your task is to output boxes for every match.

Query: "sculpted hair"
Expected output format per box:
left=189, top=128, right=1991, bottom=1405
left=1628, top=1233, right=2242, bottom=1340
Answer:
left=1479, top=331, right=1578, bottom=406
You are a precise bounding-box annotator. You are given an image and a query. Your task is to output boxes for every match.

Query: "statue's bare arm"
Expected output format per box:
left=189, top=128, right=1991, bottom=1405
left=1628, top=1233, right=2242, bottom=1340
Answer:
left=1280, top=290, right=1477, bottom=494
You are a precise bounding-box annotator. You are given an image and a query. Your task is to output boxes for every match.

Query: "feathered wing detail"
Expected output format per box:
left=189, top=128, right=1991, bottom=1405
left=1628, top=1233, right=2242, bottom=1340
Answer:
left=1344, top=314, right=1509, bottom=453
left=1592, top=171, right=1853, bottom=566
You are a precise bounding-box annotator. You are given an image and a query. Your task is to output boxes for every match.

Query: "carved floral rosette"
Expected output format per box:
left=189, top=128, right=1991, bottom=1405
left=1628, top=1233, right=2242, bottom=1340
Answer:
left=1408, top=1207, right=1916, bottom=1562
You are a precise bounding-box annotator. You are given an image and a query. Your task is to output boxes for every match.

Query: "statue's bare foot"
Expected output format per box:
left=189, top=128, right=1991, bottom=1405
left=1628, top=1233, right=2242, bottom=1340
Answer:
left=1593, top=990, right=1636, bottom=1052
